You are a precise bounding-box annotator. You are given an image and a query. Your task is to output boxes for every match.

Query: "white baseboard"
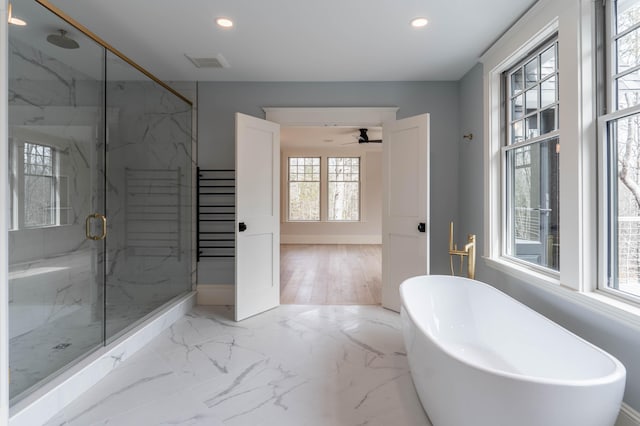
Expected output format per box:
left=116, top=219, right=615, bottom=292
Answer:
left=197, top=284, right=235, bottom=305
left=617, top=403, right=640, bottom=426
left=281, top=234, right=381, bottom=244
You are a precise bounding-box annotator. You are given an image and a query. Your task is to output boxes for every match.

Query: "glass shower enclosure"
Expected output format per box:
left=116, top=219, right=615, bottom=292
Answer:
left=7, top=0, right=193, bottom=404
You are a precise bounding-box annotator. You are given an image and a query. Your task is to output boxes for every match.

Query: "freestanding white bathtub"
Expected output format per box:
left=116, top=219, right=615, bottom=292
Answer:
left=400, top=275, right=626, bottom=426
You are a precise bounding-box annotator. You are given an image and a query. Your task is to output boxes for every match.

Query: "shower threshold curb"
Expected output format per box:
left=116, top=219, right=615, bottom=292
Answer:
left=8, top=291, right=196, bottom=426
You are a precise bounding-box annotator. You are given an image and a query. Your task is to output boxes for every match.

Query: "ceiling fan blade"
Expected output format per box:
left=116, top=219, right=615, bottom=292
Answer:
left=357, top=128, right=382, bottom=143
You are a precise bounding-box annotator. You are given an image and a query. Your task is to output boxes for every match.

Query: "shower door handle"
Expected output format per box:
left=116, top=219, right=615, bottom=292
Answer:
left=86, top=213, right=107, bottom=240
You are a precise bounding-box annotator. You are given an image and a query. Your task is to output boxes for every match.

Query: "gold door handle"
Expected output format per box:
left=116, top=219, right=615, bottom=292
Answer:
left=86, top=213, right=107, bottom=240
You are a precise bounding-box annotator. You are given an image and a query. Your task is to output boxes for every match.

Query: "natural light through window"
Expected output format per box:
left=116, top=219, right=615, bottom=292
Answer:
left=503, top=37, right=560, bottom=272
left=23, top=142, right=56, bottom=228
left=288, top=157, right=320, bottom=221
left=328, top=157, right=360, bottom=221
left=601, top=0, right=640, bottom=300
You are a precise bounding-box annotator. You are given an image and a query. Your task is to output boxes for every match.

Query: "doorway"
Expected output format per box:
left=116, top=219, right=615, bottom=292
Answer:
left=279, top=124, right=384, bottom=305
left=234, top=107, right=429, bottom=317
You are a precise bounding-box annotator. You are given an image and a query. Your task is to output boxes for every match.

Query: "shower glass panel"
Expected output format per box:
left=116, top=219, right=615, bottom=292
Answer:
left=7, top=1, right=105, bottom=402
left=104, top=52, right=193, bottom=341
left=6, top=0, right=193, bottom=406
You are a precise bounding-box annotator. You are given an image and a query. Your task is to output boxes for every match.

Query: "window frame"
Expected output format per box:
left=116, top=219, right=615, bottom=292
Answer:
left=9, top=138, right=66, bottom=230
left=482, top=6, right=587, bottom=291
left=327, top=156, right=361, bottom=222
left=500, top=34, right=561, bottom=277
left=505, top=38, right=560, bottom=146
left=287, top=156, right=321, bottom=222
left=22, top=141, right=57, bottom=228
left=481, top=0, right=640, bottom=330
left=283, top=153, right=365, bottom=224
left=597, top=0, right=640, bottom=304
left=598, top=107, right=640, bottom=304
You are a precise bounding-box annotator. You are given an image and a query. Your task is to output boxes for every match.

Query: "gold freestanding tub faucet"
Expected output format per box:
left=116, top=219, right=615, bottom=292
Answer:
left=448, top=221, right=476, bottom=279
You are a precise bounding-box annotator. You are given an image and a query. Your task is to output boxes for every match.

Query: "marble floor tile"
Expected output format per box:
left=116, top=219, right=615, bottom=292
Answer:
left=51, top=305, right=432, bottom=426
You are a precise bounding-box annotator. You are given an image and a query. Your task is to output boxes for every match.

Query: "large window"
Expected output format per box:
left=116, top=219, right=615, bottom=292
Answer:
left=483, top=0, right=640, bottom=321
left=600, top=0, right=640, bottom=300
left=328, top=157, right=360, bottom=221
left=504, top=37, right=560, bottom=272
left=288, top=157, right=320, bottom=221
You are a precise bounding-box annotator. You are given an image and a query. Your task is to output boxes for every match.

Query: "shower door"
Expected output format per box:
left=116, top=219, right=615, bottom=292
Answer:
left=7, top=1, right=106, bottom=402
left=103, top=51, right=193, bottom=341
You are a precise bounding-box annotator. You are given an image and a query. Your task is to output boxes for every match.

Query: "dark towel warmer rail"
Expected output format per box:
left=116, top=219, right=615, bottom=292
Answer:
left=197, top=168, right=235, bottom=261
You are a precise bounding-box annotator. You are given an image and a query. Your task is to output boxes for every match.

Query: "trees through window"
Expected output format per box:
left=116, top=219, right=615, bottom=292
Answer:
left=287, top=156, right=361, bottom=222
left=288, top=157, right=320, bottom=221
left=601, top=0, right=640, bottom=299
left=328, top=157, right=360, bottom=221
left=23, top=142, right=56, bottom=228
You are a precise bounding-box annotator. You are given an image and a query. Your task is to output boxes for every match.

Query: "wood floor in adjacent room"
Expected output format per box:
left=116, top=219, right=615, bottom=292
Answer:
left=280, top=244, right=382, bottom=305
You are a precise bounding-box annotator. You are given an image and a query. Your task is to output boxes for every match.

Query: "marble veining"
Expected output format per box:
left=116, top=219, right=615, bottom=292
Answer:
left=44, top=305, right=432, bottom=426
left=9, top=22, right=194, bottom=403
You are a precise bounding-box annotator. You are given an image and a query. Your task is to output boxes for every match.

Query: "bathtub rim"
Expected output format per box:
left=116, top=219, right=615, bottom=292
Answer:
left=400, top=274, right=627, bottom=388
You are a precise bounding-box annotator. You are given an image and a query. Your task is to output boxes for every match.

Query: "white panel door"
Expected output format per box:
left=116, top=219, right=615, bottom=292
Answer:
left=382, top=114, right=430, bottom=312
left=235, top=113, right=280, bottom=321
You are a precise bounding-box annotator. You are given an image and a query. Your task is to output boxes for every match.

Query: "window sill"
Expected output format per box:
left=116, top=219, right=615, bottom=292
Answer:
left=9, top=224, right=75, bottom=232
left=484, top=256, right=640, bottom=332
left=484, top=256, right=560, bottom=288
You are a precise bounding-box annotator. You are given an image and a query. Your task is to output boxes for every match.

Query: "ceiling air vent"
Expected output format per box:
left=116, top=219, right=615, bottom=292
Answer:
left=184, top=54, right=230, bottom=69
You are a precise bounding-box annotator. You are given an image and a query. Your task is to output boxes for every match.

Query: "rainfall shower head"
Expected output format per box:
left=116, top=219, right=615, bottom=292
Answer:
left=46, top=30, right=79, bottom=49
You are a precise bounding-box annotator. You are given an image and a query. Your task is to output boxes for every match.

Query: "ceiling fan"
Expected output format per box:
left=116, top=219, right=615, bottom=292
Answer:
left=341, top=128, right=383, bottom=145
left=357, top=128, right=382, bottom=143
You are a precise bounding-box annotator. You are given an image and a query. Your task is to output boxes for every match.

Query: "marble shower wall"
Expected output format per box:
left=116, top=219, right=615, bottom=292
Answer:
left=8, top=35, right=104, bottom=340
left=104, top=53, right=193, bottom=339
left=7, top=13, right=193, bottom=401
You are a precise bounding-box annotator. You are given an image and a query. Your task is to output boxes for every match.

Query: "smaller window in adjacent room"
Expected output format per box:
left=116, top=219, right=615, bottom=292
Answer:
left=23, top=142, right=57, bottom=228
left=288, top=157, right=320, bottom=221
left=600, top=0, right=640, bottom=300
left=503, top=36, right=560, bottom=272
left=328, top=157, right=360, bottom=221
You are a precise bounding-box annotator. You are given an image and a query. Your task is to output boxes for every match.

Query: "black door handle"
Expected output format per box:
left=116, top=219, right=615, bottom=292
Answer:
left=418, top=222, right=426, bottom=233
left=239, top=222, right=247, bottom=232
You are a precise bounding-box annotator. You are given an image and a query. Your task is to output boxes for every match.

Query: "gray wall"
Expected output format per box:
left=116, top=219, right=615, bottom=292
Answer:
left=458, top=63, right=640, bottom=412
left=197, top=81, right=460, bottom=284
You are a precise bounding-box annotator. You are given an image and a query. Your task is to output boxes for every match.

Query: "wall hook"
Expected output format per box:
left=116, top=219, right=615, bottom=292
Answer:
left=463, top=133, right=473, bottom=141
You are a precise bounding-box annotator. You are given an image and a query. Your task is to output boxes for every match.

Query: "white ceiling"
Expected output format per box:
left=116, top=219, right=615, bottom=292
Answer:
left=27, top=0, right=538, bottom=82
left=281, top=127, right=383, bottom=150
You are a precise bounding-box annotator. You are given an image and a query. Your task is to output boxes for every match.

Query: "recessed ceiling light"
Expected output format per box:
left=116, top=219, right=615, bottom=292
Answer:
left=9, top=16, right=27, bottom=26
left=8, top=3, right=27, bottom=26
left=410, top=17, right=428, bottom=28
left=216, top=17, right=234, bottom=28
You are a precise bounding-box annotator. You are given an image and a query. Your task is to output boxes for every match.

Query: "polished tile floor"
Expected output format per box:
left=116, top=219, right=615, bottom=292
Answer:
left=45, top=305, right=432, bottom=426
